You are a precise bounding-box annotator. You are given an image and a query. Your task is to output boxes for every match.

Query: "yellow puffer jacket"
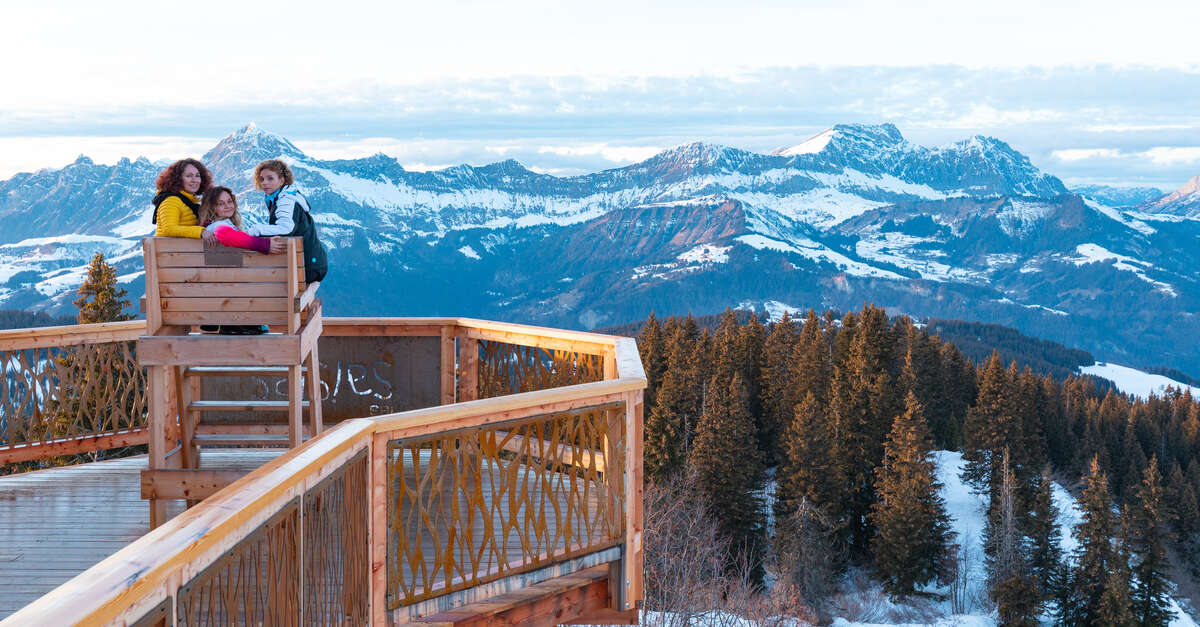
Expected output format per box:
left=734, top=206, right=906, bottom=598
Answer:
left=154, top=190, right=204, bottom=238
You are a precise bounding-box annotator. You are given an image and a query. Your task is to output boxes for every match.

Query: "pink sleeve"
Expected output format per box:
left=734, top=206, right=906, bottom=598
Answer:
left=213, top=225, right=272, bottom=254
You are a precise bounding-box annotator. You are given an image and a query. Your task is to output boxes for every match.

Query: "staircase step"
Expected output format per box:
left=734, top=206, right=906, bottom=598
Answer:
left=189, top=400, right=310, bottom=412
left=193, top=433, right=294, bottom=447
left=186, top=366, right=305, bottom=377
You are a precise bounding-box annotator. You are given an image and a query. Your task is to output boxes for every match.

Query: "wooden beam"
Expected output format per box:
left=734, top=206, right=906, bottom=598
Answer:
left=137, top=334, right=301, bottom=366
left=295, top=280, right=320, bottom=312
left=288, top=364, right=303, bottom=447
left=144, top=238, right=162, bottom=335
left=190, top=400, right=310, bottom=412
left=286, top=238, right=299, bottom=336
left=139, top=469, right=246, bottom=500
left=147, top=366, right=169, bottom=529
left=161, top=282, right=288, bottom=297
left=461, top=327, right=610, bottom=358
left=0, top=319, right=145, bottom=350
left=455, top=329, right=479, bottom=403
left=306, top=342, right=324, bottom=435
left=370, top=432, right=388, bottom=627
left=623, top=390, right=644, bottom=609
left=440, top=325, right=456, bottom=405
left=403, top=565, right=613, bottom=627
left=0, top=428, right=149, bottom=465
left=160, top=297, right=289, bottom=312
left=158, top=267, right=288, bottom=283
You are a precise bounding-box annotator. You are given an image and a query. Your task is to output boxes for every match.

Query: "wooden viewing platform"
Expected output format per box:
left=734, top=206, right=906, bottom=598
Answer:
left=0, top=240, right=645, bottom=627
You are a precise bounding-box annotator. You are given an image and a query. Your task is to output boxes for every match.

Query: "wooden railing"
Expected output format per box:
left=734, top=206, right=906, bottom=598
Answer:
left=0, top=320, right=148, bottom=465
left=2, top=318, right=645, bottom=626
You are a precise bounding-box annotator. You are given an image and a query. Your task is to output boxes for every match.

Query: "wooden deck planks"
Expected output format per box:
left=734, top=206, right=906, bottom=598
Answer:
left=0, top=449, right=281, bottom=620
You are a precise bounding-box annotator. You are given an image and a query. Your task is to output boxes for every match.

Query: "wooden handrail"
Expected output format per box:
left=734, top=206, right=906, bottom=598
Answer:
left=0, top=319, right=145, bottom=351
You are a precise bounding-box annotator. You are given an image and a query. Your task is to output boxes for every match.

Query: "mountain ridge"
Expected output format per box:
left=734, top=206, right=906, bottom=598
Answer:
left=0, top=123, right=1198, bottom=376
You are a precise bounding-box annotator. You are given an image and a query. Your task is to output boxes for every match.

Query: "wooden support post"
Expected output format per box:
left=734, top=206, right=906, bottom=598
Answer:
left=287, top=364, right=303, bottom=447
left=622, top=390, right=644, bottom=609
left=603, top=350, right=617, bottom=381
left=187, top=373, right=202, bottom=468
left=440, top=325, right=456, bottom=405
left=455, top=329, right=479, bottom=403
left=370, top=433, right=389, bottom=626
left=176, top=366, right=195, bottom=471
left=306, top=344, right=324, bottom=435
left=147, top=366, right=169, bottom=529
left=286, top=238, right=299, bottom=335
left=143, top=238, right=161, bottom=335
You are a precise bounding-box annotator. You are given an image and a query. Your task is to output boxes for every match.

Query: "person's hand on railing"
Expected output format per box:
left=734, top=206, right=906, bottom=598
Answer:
left=269, top=237, right=287, bottom=254
left=201, top=227, right=218, bottom=245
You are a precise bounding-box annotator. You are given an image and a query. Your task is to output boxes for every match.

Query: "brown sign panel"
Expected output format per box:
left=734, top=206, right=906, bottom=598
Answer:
left=200, top=335, right=442, bottom=425
left=203, top=242, right=245, bottom=267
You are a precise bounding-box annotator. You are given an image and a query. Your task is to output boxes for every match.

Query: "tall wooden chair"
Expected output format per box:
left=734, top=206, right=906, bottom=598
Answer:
left=136, top=236, right=323, bottom=527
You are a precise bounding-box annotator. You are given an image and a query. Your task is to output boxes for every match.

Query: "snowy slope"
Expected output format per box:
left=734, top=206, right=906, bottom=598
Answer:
left=1079, top=362, right=1200, bottom=399
left=830, top=451, right=1197, bottom=626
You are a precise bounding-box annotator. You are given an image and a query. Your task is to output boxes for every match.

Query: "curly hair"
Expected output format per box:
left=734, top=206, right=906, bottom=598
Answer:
left=198, top=186, right=244, bottom=230
left=155, top=158, right=213, bottom=194
left=253, top=159, right=294, bottom=190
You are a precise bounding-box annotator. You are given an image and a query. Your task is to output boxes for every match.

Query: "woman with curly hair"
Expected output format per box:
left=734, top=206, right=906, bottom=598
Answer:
left=152, top=158, right=217, bottom=243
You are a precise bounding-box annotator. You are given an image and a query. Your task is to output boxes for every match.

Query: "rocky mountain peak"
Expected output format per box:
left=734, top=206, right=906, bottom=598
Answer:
left=204, top=123, right=305, bottom=169
left=1142, top=173, right=1200, bottom=216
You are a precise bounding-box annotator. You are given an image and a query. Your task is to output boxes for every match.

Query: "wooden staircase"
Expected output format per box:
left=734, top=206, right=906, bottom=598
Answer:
left=136, top=237, right=324, bottom=527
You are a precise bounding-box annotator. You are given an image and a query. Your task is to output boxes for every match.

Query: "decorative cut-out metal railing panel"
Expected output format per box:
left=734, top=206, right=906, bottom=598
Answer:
left=303, top=449, right=370, bottom=626
left=175, top=449, right=370, bottom=625
left=478, top=340, right=604, bottom=399
left=386, top=403, right=626, bottom=607
left=177, top=498, right=302, bottom=626
left=0, top=341, right=147, bottom=450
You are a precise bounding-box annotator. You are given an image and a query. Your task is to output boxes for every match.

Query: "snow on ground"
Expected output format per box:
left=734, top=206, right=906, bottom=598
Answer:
left=1067, top=243, right=1177, bottom=297
left=1079, top=362, right=1200, bottom=400
left=736, top=234, right=904, bottom=280
left=1081, top=197, right=1156, bottom=236
left=678, top=244, right=731, bottom=264
left=457, top=245, right=481, bottom=260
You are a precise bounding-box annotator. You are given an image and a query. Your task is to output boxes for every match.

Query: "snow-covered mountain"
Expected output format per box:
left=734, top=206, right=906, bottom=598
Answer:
left=1142, top=174, right=1200, bottom=217
left=1070, top=184, right=1165, bottom=210
left=1, top=123, right=1198, bottom=376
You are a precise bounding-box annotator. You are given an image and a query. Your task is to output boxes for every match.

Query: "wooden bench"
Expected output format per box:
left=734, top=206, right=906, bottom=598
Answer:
left=136, top=236, right=324, bottom=527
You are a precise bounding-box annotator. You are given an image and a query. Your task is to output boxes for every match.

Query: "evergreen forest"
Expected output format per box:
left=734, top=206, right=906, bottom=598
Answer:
left=636, top=305, right=1200, bottom=624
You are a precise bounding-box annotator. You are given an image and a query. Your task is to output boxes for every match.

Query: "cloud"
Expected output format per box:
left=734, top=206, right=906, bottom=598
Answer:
left=1052, top=148, right=1124, bottom=162
left=1142, top=146, right=1200, bottom=166
left=3, top=65, right=1200, bottom=186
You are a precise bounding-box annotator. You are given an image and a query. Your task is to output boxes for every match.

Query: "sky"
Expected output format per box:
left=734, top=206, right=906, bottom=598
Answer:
left=3, top=0, right=1200, bottom=189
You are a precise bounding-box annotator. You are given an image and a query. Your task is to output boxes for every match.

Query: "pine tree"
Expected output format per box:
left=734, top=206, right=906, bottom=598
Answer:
left=637, top=313, right=666, bottom=412
left=776, top=392, right=836, bottom=523
left=985, top=450, right=1040, bottom=625
left=790, top=309, right=831, bottom=407
left=759, top=312, right=798, bottom=467
left=962, top=352, right=1023, bottom=496
left=645, top=324, right=700, bottom=481
left=1027, top=466, right=1065, bottom=602
left=74, top=252, right=133, bottom=323
left=869, top=392, right=953, bottom=596
left=1128, top=457, right=1175, bottom=626
left=1097, top=566, right=1136, bottom=627
left=689, top=371, right=766, bottom=582
left=1060, top=457, right=1128, bottom=625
